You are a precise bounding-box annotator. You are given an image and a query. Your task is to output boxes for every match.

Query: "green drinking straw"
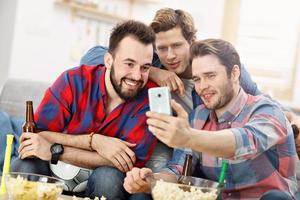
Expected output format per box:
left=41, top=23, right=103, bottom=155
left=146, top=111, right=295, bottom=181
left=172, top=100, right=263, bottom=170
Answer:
left=218, top=159, right=228, bottom=187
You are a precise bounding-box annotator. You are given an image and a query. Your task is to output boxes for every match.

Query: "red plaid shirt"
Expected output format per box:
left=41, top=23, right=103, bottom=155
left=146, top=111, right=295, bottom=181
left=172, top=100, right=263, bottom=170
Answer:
left=35, top=65, right=157, bottom=167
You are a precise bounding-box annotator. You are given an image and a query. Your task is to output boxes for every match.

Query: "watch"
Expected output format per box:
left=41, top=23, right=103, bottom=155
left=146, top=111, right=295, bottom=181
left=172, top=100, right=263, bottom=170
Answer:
left=50, top=143, right=64, bottom=165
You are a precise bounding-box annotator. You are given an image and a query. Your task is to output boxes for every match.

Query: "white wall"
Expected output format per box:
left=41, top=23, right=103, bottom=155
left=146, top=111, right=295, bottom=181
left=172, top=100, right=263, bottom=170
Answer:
left=5, top=0, right=225, bottom=83
left=132, top=0, right=225, bottom=39
left=0, top=0, right=17, bottom=91
left=9, top=0, right=89, bottom=83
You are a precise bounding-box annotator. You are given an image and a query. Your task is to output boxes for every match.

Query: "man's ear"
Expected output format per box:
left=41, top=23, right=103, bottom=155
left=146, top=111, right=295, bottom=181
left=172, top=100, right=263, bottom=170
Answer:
left=104, top=52, right=113, bottom=69
left=231, top=65, right=240, bottom=82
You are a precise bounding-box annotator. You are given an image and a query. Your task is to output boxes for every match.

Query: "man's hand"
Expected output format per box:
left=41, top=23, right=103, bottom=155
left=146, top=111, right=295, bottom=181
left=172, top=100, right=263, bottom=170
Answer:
left=18, top=132, right=52, bottom=160
left=92, top=134, right=136, bottom=172
left=149, top=67, right=185, bottom=97
left=123, top=167, right=152, bottom=194
left=146, top=100, right=191, bottom=148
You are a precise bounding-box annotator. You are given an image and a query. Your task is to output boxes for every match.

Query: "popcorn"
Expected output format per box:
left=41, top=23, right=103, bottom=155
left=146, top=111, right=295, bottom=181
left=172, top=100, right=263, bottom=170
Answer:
left=152, top=180, right=218, bottom=200
left=6, top=175, right=62, bottom=200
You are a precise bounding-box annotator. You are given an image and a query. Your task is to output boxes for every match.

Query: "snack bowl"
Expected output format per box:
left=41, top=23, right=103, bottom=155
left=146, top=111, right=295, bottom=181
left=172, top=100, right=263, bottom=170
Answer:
left=150, top=173, right=220, bottom=200
left=5, top=172, right=64, bottom=200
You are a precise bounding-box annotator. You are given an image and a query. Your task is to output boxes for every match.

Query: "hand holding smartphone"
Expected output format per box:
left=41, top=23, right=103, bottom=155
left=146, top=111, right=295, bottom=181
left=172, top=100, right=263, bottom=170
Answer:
left=148, top=87, right=172, bottom=115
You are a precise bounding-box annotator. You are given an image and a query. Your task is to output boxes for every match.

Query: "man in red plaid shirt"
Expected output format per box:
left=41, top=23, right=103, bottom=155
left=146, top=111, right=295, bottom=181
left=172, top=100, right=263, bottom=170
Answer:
left=12, top=20, right=157, bottom=199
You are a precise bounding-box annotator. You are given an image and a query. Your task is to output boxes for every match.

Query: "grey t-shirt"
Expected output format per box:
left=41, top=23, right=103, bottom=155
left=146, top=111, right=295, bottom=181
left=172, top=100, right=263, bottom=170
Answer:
left=171, top=79, right=194, bottom=113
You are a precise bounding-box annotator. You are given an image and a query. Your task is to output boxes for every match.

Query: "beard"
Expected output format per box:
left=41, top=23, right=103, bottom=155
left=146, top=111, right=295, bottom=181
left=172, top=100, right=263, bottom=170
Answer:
left=110, top=64, right=145, bottom=100
left=202, top=79, right=234, bottom=110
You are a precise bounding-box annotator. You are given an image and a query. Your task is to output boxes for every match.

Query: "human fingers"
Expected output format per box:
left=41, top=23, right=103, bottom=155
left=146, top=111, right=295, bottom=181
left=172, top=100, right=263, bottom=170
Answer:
left=122, top=140, right=137, bottom=148
left=140, top=168, right=153, bottom=179
left=131, top=168, right=149, bottom=187
left=174, top=76, right=185, bottom=97
left=123, top=147, right=136, bottom=165
left=111, top=157, right=126, bottom=172
left=20, top=132, right=34, bottom=143
left=168, top=77, right=179, bottom=93
left=119, top=150, right=134, bottom=171
left=114, top=153, right=130, bottom=172
left=171, top=100, right=188, bottom=119
left=146, top=111, right=174, bottom=123
left=18, top=138, right=33, bottom=153
left=146, top=118, right=169, bottom=132
left=148, top=125, right=168, bottom=143
left=124, top=171, right=143, bottom=193
left=19, top=145, right=35, bottom=159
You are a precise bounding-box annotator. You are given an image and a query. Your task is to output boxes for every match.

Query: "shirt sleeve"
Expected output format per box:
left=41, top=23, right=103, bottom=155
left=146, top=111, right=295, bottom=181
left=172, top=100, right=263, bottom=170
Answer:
left=80, top=46, right=108, bottom=66
left=151, top=52, right=162, bottom=68
left=230, top=99, right=292, bottom=160
left=127, top=105, right=157, bottom=168
left=240, top=63, right=261, bottom=96
left=34, top=71, right=73, bottom=132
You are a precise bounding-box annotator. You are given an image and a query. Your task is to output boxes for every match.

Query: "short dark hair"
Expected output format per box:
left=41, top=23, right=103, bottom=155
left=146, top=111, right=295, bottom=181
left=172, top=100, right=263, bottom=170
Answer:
left=190, top=39, right=241, bottom=77
left=109, top=20, right=155, bottom=55
left=150, top=8, right=197, bottom=44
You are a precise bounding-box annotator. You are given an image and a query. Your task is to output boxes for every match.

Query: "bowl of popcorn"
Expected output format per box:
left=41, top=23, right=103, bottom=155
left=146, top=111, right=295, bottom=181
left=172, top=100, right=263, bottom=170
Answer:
left=150, top=173, right=220, bottom=200
left=5, top=172, right=64, bottom=200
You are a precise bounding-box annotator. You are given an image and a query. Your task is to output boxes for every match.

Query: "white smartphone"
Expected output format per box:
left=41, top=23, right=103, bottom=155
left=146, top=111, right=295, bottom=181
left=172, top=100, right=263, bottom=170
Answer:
left=148, top=87, right=172, bottom=115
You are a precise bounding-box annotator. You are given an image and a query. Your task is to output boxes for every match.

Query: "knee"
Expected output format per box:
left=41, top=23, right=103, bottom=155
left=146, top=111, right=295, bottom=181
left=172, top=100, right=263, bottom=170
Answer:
left=86, top=166, right=127, bottom=199
left=88, top=166, right=125, bottom=188
left=145, top=142, right=173, bottom=173
left=11, top=158, right=50, bottom=176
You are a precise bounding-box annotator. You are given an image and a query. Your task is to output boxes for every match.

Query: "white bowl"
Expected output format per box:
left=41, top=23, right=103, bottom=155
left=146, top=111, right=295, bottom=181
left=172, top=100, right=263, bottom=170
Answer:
left=5, top=172, right=64, bottom=200
left=150, top=173, right=220, bottom=200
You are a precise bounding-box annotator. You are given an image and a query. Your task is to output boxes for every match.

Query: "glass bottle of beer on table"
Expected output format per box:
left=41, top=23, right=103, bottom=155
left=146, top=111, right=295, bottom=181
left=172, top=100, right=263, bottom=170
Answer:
left=178, top=154, right=193, bottom=185
left=22, top=101, right=36, bottom=133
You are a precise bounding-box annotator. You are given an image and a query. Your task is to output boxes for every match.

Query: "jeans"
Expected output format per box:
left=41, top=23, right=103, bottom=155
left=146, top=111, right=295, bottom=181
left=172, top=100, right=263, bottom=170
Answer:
left=129, top=193, right=152, bottom=200
left=145, top=141, right=173, bottom=172
left=260, top=190, right=294, bottom=200
left=85, top=166, right=153, bottom=200
left=85, top=166, right=128, bottom=199
left=11, top=158, right=51, bottom=175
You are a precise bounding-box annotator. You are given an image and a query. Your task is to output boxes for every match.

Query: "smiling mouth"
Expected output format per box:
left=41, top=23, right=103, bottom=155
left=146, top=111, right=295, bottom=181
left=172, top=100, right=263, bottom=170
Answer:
left=202, top=93, right=215, bottom=101
left=167, top=61, right=180, bottom=69
left=123, top=78, right=142, bottom=89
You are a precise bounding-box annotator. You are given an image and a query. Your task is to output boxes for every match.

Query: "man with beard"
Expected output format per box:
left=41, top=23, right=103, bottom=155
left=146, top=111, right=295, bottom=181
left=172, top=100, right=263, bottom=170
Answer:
left=11, top=20, right=157, bottom=200
left=79, top=8, right=263, bottom=175
left=80, top=8, right=300, bottom=174
left=123, top=39, right=298, bottom=200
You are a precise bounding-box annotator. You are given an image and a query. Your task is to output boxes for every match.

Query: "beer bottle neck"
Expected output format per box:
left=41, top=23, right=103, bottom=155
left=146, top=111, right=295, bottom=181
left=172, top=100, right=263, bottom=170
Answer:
left=25, top=101, right=34, bottom=122
left=182, top=154, right=192, bottom=176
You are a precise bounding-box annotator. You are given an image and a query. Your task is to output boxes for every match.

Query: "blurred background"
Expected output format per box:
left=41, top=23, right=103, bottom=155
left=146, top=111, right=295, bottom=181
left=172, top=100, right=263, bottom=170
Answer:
left=0, top=0, right=299, bottom=111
